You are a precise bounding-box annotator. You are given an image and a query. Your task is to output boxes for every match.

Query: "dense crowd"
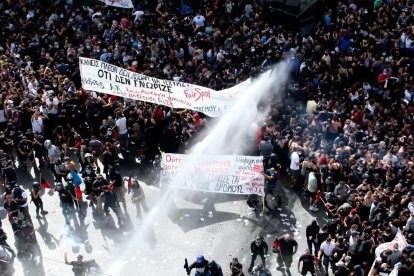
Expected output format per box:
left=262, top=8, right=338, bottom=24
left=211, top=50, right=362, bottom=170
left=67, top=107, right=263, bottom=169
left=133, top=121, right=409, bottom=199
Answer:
left=0, top=0, right=413, bottom=275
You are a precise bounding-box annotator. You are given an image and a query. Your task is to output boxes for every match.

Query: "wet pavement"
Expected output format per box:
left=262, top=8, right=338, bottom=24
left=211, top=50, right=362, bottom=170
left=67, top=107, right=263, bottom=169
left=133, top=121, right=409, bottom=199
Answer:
left=0, top=156, right=327, bottom=276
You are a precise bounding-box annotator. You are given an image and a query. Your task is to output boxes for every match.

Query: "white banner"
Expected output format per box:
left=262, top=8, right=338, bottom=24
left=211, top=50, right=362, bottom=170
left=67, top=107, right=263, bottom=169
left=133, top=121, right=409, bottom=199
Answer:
left=160, top=153, right=265, bottom=196
left=99, top=0, right=134, bottom=9
left=375, top=229, right=407, bottom=257
left=79, top=57, right=242, bottom=117
left=389, top=267, right=398, bottom=276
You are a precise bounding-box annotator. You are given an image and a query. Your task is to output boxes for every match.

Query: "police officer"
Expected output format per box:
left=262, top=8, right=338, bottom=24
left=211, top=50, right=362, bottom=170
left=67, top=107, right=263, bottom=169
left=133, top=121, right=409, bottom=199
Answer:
left=31, top=182, right=48, bottom=218
left=248, top=236, right=269, bottom=272
left=55, top=182, right=74, bottom=224
left=82, top=165, right=96, bottom=207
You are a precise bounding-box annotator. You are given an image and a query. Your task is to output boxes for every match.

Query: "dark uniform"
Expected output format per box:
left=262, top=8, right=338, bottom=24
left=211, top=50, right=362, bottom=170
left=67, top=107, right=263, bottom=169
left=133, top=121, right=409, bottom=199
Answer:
left=249, top=237, right=268, bottom=272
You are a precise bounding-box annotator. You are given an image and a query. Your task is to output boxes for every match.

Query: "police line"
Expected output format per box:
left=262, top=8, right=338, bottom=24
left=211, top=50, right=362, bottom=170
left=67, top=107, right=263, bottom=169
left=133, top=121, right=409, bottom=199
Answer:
left=79, top=57, right=255, bottom=117
left=160, top=153, right=265, bottom=196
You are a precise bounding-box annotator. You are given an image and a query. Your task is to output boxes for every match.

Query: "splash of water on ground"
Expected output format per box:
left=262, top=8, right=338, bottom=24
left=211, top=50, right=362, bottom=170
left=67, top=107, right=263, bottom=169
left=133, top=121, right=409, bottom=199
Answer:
left=106, top=62, right=290, bottom=275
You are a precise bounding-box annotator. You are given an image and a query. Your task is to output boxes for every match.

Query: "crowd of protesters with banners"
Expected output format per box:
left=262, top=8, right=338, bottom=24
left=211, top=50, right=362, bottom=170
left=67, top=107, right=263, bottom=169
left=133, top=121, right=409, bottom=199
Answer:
left=0, top=0, right=413, bottom=276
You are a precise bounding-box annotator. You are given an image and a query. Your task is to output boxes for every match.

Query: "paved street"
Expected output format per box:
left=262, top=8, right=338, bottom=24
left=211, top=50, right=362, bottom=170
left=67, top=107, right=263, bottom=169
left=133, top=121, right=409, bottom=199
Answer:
left=0, top=156, right=326, bottom=276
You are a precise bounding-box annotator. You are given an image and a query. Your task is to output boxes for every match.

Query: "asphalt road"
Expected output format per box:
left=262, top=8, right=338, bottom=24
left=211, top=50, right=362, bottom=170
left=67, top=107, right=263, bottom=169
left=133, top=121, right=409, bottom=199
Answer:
left=0, top=154, right=327, bottom=276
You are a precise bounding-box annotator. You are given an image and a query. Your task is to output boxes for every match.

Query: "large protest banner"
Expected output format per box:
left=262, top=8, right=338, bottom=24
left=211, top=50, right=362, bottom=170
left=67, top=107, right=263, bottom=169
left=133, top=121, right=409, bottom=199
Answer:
left=99, top=0, right=134, bottom=9
left=368, top=229, right=406, bottom=275
left=160, top=153, right=265, bottom=196
left=375, top=229, right=407, bottom=257
left=79, top=57, right=238, bottom=117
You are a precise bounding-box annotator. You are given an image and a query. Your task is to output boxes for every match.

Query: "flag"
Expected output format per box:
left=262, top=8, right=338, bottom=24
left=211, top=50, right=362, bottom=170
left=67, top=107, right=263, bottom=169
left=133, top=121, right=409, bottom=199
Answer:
left=74, top=139, right=82, bottom=148
left=40, top=175, right=51, bottom=189
left=127, top=175, right=132, bottom=189
left=70, top=169, right=83, bottom=186
left=75, top=186, right=82, bottom=200
left=315, top=191, right=324, bottom=201
left=272, top=241, right=281, bottom=247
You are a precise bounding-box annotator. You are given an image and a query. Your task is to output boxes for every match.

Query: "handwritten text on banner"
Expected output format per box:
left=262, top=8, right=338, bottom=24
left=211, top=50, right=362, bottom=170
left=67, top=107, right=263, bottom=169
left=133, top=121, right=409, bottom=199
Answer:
left=79, top=57, right=250, bottom=117
left=160, top=153, right=265, bottom=196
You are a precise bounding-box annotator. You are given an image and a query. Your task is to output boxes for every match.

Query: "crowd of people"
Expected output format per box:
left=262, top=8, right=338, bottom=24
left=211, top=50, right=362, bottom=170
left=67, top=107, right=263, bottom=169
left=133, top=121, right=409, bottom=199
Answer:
left=0, top=0, right=413, bottom=275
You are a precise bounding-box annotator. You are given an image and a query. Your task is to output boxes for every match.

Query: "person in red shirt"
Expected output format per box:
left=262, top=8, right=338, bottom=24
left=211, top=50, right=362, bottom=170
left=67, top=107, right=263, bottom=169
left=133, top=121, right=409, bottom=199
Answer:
left=317, top=149, right=328, bottom=166
left=377, top=68, right=391, bottom=89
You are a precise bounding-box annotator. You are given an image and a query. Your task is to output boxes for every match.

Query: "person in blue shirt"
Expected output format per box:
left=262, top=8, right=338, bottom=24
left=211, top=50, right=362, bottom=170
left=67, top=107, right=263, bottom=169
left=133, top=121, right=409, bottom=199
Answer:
left=103, top=186, right=123, bottom=227
left=262, top=167, right=282, bottom=210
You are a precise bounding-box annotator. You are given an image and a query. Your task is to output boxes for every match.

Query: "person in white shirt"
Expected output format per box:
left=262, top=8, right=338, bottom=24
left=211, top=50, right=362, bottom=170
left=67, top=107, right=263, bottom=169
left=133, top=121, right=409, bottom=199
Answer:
left=193, top=13, right=205, bottom=30
left=133, top=9, right=144, bottom=22
left=290, top=147, right=301, bottom=188
left=13, top=186, right=31, bottom=221
left=408, top=197, right=414, bottom=213
left=115, top=112, right=128, bottom=149
left=45, top=92, right=59, bottom=129
left=318, top=238, right=335, bottom=273
left=27, top=75, right=39, bottom=97
left=382, top=151, right=398, bottom=165
left=31, top=110, right=43, bottom=134
left=45, top=92, right=59, bottom=115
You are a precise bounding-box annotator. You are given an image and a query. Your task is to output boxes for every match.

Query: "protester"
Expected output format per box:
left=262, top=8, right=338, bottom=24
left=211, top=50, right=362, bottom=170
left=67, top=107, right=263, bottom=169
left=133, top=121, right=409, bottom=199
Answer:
left=31, top=181, right=48, bottom=218
left=129, top=177, right=149, bottom=219
left=298, top=248, right=318, bottom=276
left=248, top=236, right=269, bottom=273
left=273, top=233, right=298, bottom=271
left=251, top=262, right=271, bottom=276
left=0, top=0, right=413, bottom=275
left=64, top=252, right=91, bottom=276
left=318, top=237, right=335, bottom=275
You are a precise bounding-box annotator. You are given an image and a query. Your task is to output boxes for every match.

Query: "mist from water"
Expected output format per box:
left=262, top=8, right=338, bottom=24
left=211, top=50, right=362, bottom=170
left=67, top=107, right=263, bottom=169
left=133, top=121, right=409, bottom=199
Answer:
left=106, top=61, right=290, bottom=275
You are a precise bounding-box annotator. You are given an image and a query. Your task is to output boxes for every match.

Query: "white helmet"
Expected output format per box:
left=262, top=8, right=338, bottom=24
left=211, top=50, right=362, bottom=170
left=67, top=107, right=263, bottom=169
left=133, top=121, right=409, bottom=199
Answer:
left=85, top=153, right=93, bottom=158
left=44, top=140, right=52, bottom=149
